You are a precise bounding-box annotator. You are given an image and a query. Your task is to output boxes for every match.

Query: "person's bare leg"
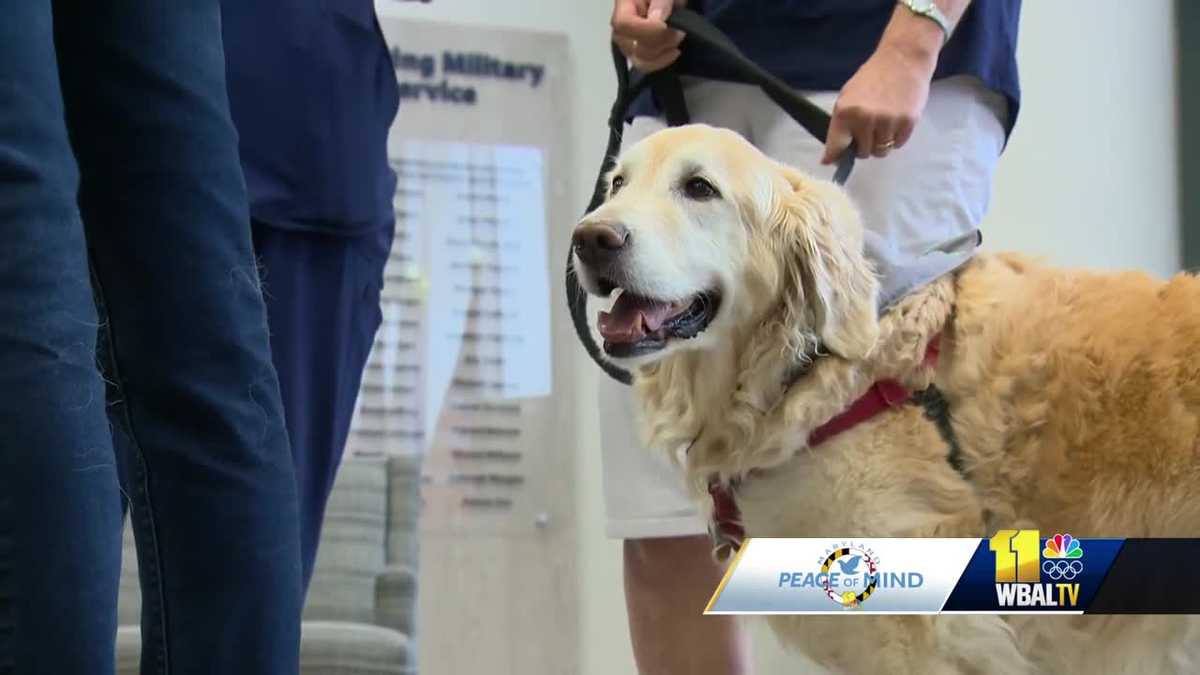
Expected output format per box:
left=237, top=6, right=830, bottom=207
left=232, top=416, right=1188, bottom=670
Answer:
left=624, top=535, right=753, bottom=675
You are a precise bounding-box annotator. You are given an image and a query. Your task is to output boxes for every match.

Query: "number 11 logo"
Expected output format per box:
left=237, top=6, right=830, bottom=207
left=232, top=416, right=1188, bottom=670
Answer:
left=989, top=529, right=1040, bottom=583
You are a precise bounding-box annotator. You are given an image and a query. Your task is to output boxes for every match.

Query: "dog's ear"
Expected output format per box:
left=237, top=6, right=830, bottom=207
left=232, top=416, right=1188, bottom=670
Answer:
left=770, top=166, right=880, bottom=360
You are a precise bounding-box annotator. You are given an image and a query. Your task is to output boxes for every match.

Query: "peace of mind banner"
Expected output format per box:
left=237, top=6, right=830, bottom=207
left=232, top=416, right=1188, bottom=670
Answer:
left=706, top=532, right=1200, bottom=614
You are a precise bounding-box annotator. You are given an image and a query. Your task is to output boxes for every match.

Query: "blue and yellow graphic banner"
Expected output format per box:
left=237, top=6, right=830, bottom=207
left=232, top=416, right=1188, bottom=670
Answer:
left=706, top=533, right=1200, bottom=615
left=940, top=531, right=1122, bottom=612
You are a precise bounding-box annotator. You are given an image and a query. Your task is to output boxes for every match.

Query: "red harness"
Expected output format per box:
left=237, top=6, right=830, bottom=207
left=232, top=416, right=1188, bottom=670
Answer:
left=707, top=336, right=942, bottom=556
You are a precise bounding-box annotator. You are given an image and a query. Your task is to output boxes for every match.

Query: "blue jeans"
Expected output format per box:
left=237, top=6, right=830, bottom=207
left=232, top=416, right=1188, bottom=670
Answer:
left=0, top=2, right=303, bottom=674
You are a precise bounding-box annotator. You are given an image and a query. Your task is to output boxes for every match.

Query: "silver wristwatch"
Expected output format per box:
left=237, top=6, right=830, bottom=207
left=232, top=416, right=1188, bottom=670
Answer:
left=897, top=0, right=950, bottom=45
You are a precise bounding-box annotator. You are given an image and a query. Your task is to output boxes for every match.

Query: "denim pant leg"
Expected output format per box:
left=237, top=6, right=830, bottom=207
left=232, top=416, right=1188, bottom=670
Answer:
left=52, top=2, right=303, bottom=674
left=0, top=2, right=122, bottom=674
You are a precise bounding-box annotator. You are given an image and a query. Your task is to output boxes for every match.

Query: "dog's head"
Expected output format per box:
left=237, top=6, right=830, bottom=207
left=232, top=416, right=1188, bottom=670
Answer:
left=573, top=124, right=880, bottom=372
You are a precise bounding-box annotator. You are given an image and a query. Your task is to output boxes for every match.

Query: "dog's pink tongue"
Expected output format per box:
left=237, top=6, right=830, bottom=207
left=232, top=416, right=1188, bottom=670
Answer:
left=598, top=293, right=679, bottom=344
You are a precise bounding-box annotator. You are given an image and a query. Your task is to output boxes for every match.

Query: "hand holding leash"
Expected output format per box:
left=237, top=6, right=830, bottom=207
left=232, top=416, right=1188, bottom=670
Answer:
left=611, top=0, right=687, bottom=72
left=823, top=46, right=933, bottom=162
left=822, top=2, right=946, bottom=163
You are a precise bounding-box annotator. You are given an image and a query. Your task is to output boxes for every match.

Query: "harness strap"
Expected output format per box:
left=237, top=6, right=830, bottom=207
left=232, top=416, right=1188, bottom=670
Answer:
left=707, top=379, right=916, bottom=559
left=805, top=379, right=912, bottom=447
left=708, top=335, right=962, bottom=558
left=911, top=385, right=964, bottom=475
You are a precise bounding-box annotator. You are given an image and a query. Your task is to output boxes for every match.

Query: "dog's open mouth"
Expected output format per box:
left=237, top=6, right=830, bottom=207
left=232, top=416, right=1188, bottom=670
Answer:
left=597, top=289, right=721, bottom=357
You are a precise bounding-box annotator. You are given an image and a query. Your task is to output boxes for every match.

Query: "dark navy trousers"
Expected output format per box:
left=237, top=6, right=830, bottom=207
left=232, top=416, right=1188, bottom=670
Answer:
left=252, top=222, right=391, bottom=592
left=0, top=1, right=303, bottom=673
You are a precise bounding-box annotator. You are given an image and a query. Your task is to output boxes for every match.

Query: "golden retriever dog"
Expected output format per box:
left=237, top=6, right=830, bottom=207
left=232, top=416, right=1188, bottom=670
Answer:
left=571, top=124, right=1200, bottom=674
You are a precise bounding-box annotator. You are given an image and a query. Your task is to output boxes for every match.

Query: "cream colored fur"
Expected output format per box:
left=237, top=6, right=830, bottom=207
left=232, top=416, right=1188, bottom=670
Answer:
left=574, top=124, right=1200, bottom=674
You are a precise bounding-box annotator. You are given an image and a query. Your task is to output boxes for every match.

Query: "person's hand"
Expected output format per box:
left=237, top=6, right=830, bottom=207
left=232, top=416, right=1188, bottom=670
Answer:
left=611, top=0, right=687, bottom=72
left=821, top=43, right=937, bottom=164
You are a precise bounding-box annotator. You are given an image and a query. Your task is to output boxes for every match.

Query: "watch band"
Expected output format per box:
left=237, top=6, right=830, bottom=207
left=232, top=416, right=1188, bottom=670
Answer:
left=898, top=0, right=951, bottom=45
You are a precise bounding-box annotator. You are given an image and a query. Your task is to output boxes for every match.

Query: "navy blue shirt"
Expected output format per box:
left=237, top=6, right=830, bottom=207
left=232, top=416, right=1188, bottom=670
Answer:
left=633, top=0, right=1021, bottom=136
left=221, top=1, right=400, bottom=235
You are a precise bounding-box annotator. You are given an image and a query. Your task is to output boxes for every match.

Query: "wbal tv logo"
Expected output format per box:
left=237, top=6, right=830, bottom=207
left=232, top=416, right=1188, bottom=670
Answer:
left=990, top=530, right=1083, bottom=608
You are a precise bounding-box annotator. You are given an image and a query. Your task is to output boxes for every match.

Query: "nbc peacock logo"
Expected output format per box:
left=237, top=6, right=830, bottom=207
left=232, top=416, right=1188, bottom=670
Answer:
left=1041, top=533, right=1084, bottom=581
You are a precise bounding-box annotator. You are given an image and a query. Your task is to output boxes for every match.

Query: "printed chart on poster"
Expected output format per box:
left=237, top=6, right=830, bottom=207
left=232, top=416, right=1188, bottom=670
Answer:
left=346, top=16, right=570, bottom=536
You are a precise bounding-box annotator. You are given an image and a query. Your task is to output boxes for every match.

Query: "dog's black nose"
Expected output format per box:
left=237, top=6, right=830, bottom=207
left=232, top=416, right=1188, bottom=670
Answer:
left=572, top=222, right=629, bottom=266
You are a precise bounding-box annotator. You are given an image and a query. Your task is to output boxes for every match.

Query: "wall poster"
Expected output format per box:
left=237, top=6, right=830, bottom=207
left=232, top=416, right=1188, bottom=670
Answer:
left=347, top=18, right=574, bottom=537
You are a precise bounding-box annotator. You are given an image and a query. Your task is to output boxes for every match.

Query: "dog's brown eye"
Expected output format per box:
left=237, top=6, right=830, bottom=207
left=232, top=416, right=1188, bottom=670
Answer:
left=610, top=175, right=625, bottom=196
left=683, top=176, right=719, bottom=200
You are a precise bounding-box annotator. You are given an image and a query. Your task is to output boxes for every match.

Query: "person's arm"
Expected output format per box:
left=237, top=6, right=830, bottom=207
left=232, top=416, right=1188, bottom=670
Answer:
left=822, top=0, right=972, bottom=164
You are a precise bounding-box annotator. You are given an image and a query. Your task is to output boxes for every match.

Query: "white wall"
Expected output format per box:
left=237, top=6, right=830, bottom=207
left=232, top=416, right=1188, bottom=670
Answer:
left=983, top=2, right=1179, bottom=276
left=377, top=1, right=1180, bottom=674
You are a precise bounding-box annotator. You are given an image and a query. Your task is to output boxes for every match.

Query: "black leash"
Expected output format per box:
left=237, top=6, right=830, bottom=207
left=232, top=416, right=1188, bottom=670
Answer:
left=566, top=8, right=857, bottom=385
